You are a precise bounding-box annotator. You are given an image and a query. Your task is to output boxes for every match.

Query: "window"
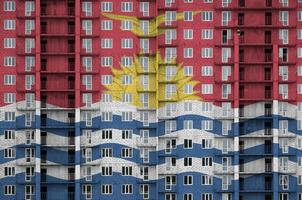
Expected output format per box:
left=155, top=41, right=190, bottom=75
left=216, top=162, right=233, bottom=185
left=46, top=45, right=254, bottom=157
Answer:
left=298, top=47, right=302, bottom=58
left=279, top=84, right=288, bottom=99
left=166, top=84, right=177, bottom=99
left=101, top=75, right=113, bottom=85
left=204, top=0, right=213, bottom=2
left=184, top=194, right=193, bottom=200
left=82, top=2, right=92, bottom=16
left=202, top=29, right=213, bottom=39
left=201, top=102, right=213, bottom=112
left=121, top=56, right=133, bottom=67
left=201, top=157, right=213, bottom=166
left=121, top=166, right=132, bottom=176
left=121, top=111, right=133, bottom=121
left=298, top=175, right=302, bottom=185
left=4, top=185, right=15, bottom=195
left=81, top=39, right=92, bottom=53
left=184, top=139, right=193, bottom=148
left=140, top=184, right=149, bottom=199
left=4, top=75, right=16, bottom=85
left=122, top=130, right=133, bottom=139
left=298, top=84, right=302, bottom=94
left=121, top=148, right=133, bottom=158
left=25, top=1, right=35, bottom=16
left=184, top=29, right=193, bottom=39
left=4, top=148, right=15, bottom=158
left=24, top=38, right=35, bottom=53
left=202, top=139, right=213, bottom=149
left=184, top=48, right=193, bottom=58
left=222, top=84, right=232, bottom=99
left=4, top=130, right=15, bottom=140
left=140, top=2, right=149, bottom=16
left=121, top=2, right=133, bottom=12
left=184, top=157, right=192, bottom=166
left=165, top=11, right=177, bottom=25
left=101, top=57, right=113, bottom=67
left=201, top=66, right=213, bottom=76
left=140, top=38, right=149, bottom=53
left=101, top=20, right=113, bottom=30
left=202, top=48, right=213, bottom=58
left=101, top=166, right=112, bottom=176
left=184, top=11, right=193, bottom=21
left=121, top=20, right=133, bottom=30
left=4, top=56, right=16, bottom=66
left=25, top=20, right=35, bottom=34
left=299, top=11, right=302, bottom=21
left=165, top=120, right=177, bottom=134
left=4, top=38, right=15, bottom=48
left=279, top=29, right=288, bottom=44
left=202, top=84, right=213, bottom=94
left=165, top=48, right=177, bottom=62
left=101, top=39, right=113, bottom=48
left=4, top=93, right=15, bottom=103
left=184, top=102, right=192, bottom=112
left=298, top=29, right=302, bottom=40
left=4, top=1, right=15, bottom=11
left=25, top=56, right=35, bottom=71
left=202, top=120, right=213, bottom=130
left=121, top=38, right=133, bottom=49
left=4, top=167, right=15, bottom=177
left=280, top=11, right=289, bottom=26
left=4, top=20, right=15, bottom=30
left=101, top=148, right=113, bottom=157
left=4, top=112, right=15, bottom=121
left=122, top=93, right=132, bottom=103
left=202, top=193, right=213, bottom=200
left=101, top=184, right=112, bottom=194
left=122, top=75, right=132, bottom=85
left=82, top=75, right=92, bottom=90
left=25, top=167, right=34, bottom=181
left=101, top=93, right=112, bottom=102
left=201, top=175, right=213, bottom=185
left=222, top=48, right=231, bottom=62
left=184, top=84, right=193, bottom=94
left=184, top=66, right=193, bottom=76
left=82, top=57, right=92, bottom=72
left=101, top=112, right=113, bottom=121
left=82, top=20, right=92, bottom=35
left=101, top=2, right=113, bottom=12
left=222, top=11, right=231, bottom=25
left=279, top=193, right=288, bottom=200
left=165, top=29, right=177, bottom=44
left=82, top=185, right=92, bottom=199
left=121, top=184, right=133, bottom=194
left=101, top=129, right=112, bottom=139
left=202, top=11, right=213, bottom=21
left=222, top=66, right=231, bottom=80
left=184, top=175, right=193, bottom=185
left=279, top=175, right=289, bottom=190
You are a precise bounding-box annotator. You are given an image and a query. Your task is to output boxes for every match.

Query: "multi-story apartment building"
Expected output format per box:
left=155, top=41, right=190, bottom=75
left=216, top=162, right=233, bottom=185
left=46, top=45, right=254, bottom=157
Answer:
left=1, top=0, right=302, bottom=200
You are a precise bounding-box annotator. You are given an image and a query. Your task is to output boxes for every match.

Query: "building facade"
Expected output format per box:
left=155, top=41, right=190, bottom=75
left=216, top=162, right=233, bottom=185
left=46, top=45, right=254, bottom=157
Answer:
left=1, top=0, right=302, bottom=200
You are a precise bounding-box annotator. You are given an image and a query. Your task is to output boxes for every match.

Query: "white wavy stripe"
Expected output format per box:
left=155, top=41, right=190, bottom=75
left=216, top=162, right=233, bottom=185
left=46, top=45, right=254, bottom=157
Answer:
left=0, top=100, right=299, bottom=123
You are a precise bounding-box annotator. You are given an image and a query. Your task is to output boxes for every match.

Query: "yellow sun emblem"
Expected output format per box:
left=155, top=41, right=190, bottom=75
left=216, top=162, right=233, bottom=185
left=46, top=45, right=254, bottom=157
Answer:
left=104, top=52, right=200, bottom=109
left=102, top=10, right=202, bottom=108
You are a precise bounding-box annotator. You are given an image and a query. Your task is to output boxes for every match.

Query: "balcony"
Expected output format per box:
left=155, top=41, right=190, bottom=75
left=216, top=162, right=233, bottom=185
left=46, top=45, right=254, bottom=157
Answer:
left=40, top=5, right=75, bottom=18
left=68, top=173, right=75, bottom=181
left=136, top=137, right=157, bottom=147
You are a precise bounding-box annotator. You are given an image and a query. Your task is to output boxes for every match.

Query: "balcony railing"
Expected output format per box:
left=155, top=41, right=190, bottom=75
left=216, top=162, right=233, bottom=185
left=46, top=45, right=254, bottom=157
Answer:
left=68, top=173, right=75, bottom=181
left=265, top=164, right=272, bottom=172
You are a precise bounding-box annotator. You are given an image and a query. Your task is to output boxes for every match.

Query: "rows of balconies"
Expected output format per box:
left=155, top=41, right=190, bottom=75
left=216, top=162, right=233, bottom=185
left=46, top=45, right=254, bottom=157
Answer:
left=215, top=0, right=296, bottom=10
